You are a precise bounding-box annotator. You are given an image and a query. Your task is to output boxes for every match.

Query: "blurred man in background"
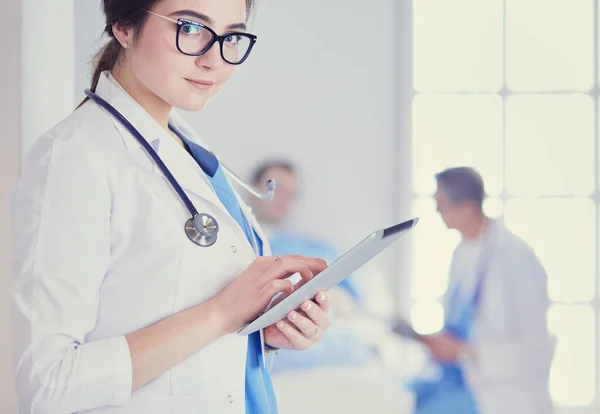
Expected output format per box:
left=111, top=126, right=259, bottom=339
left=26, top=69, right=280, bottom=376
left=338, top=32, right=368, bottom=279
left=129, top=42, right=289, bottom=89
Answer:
left=407, top=167, right=554, bottom=414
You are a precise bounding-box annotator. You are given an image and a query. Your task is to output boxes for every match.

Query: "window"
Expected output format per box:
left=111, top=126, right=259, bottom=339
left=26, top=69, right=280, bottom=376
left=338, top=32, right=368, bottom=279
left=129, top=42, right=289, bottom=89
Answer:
left=410, top=0, right=598, bottom=409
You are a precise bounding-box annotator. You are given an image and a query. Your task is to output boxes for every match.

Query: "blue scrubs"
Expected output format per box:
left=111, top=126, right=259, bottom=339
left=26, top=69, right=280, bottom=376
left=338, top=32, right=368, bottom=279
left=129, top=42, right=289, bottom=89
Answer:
left=410, top=284, right=480, bottom=414
left=173, top=127, right=278, bottom=414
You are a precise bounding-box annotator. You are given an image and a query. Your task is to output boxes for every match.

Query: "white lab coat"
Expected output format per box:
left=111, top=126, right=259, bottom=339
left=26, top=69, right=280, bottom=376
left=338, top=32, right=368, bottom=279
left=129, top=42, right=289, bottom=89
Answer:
left=10, top=72, right=272, bottom=414
left=451, top=219, right=554, bottom=414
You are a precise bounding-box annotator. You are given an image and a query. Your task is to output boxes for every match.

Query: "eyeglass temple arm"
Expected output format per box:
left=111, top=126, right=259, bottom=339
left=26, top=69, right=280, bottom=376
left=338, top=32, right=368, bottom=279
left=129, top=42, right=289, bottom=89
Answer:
left=146, top=10, right=181, bottom=25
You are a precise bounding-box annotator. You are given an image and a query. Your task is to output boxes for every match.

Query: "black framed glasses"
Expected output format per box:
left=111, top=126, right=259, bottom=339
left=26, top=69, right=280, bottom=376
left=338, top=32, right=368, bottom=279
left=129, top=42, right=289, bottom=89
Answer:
left=147, top=10, right=257, bottom=65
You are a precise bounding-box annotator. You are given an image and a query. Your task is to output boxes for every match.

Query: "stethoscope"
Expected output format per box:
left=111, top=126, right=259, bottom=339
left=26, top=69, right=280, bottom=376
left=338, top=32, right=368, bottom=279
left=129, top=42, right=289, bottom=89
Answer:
left=84, top=89, right=275, bottom=248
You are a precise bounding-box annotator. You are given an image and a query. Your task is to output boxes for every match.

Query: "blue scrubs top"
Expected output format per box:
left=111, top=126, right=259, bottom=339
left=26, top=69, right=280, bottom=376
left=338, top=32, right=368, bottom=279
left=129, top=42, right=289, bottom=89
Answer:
left=172, top=126, right=278, bottom=414
left=410, top=281, right=481, bottom=414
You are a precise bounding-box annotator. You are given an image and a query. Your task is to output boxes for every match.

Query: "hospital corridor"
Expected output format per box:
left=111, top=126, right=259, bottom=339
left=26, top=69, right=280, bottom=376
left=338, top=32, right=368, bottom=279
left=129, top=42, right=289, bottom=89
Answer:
left=0, top=0, right=598, bottom=413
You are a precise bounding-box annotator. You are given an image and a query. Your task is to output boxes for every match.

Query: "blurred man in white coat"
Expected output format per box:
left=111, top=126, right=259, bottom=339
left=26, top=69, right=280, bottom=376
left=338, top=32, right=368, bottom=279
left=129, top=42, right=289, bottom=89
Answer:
left=408, top=167, right=554, bottom=414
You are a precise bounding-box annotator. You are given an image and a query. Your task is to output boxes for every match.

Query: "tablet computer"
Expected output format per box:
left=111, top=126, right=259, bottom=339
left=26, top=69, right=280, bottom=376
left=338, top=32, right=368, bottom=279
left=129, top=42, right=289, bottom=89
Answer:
left=237, top=217, right=419, bottom=335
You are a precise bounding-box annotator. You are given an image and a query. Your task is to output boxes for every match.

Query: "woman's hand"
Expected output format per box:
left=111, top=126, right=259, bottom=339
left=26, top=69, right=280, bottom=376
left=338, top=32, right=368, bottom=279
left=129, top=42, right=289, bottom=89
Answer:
left=263, top=291, right=330, bottom=350
left=211, top=255, right=327, bottom=335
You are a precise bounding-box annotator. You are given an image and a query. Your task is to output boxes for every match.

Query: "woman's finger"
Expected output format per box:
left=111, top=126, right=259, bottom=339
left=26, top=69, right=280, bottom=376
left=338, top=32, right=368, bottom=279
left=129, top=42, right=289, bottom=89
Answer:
left=299, top=298, right=330, bottom=329
left=259, top=257, right=314, bottom=285
left=279, top=255, right=329, bottom=274
left=260, top=279, right=293, bottom=304
left=275, top=320, right=313, bottom=350
left=314, top=291, right=330, bottom=313
left=270, top=256, right=327, bottom=276
left=286, top=310, right=321, bottom=340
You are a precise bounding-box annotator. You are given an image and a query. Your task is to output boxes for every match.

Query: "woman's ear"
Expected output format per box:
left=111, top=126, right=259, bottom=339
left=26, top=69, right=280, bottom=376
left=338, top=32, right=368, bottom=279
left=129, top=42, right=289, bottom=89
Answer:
left=111, top=23, right=132, bottom=49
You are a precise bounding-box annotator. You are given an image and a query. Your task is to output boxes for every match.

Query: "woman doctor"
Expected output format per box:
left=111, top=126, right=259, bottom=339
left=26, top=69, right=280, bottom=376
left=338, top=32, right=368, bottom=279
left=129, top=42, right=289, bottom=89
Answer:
left=10, top=0, right=331, bottom=413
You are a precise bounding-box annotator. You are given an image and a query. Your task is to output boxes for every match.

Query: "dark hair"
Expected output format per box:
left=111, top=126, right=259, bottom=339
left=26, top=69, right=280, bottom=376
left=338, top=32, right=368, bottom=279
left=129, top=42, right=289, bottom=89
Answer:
left=435, top=166, right=486, bottom=211
left=77, top=0, right=255, bottom=108
left=251, top=160, right=296, bottom=184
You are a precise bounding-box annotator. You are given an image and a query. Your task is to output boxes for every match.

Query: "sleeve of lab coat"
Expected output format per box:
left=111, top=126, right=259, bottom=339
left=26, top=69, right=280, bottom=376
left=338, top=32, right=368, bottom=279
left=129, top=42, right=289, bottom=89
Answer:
left=463, top=245, right=551, bottom=383
left=10, top=131, right=133, bottom=413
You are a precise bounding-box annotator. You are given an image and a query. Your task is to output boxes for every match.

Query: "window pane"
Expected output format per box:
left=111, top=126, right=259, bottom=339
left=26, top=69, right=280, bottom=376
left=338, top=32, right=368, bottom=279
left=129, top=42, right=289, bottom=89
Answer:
left=504, top=198, right=595, bottom=303
left=548, top=305, right=596, bottom=406
left=411, top=300, right=444, bottom=335
left=506, top=0, right=593, bottom=91
left=411, top=198, right=459, bottom=301
left=413, top=0, right=503, bottom=92
left=505, top=95, right=594, bottom=196
left=413, top=94, right=503, bottom=196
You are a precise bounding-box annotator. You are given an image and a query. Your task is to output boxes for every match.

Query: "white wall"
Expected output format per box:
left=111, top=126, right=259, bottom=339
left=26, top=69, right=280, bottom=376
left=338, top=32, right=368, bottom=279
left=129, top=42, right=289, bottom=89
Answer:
left=0, top=1, right=21, bottom=412
left=21, top=0, right=75, bottom=157
left=74, top=0, right=106, bottom=105
left=74, top=0, right=407, bottom=313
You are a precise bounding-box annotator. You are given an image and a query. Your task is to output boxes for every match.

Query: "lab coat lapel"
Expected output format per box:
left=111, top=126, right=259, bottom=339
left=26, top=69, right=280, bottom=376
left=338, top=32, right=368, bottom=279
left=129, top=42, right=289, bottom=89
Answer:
left=93, top=72, right=230, bottom=218
left=151, top=135, right=226, bottom=213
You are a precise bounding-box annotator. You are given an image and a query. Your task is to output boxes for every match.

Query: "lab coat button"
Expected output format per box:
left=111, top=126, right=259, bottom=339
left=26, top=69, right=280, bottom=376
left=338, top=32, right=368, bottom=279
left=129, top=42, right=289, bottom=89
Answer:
left=231, top=245, right=237, bottom=253
left=227, top=395, right=233, bottom=403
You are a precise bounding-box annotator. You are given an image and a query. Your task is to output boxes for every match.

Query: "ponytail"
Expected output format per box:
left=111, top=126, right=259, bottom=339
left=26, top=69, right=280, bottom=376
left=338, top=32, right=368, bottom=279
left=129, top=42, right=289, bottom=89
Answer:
left=76, top=36, right=121, bottom=109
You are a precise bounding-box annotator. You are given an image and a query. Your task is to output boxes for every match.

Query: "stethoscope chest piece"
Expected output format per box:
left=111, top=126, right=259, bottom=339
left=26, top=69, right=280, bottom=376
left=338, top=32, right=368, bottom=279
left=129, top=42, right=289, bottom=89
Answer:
left=185, top=213, right=219, bottom=247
